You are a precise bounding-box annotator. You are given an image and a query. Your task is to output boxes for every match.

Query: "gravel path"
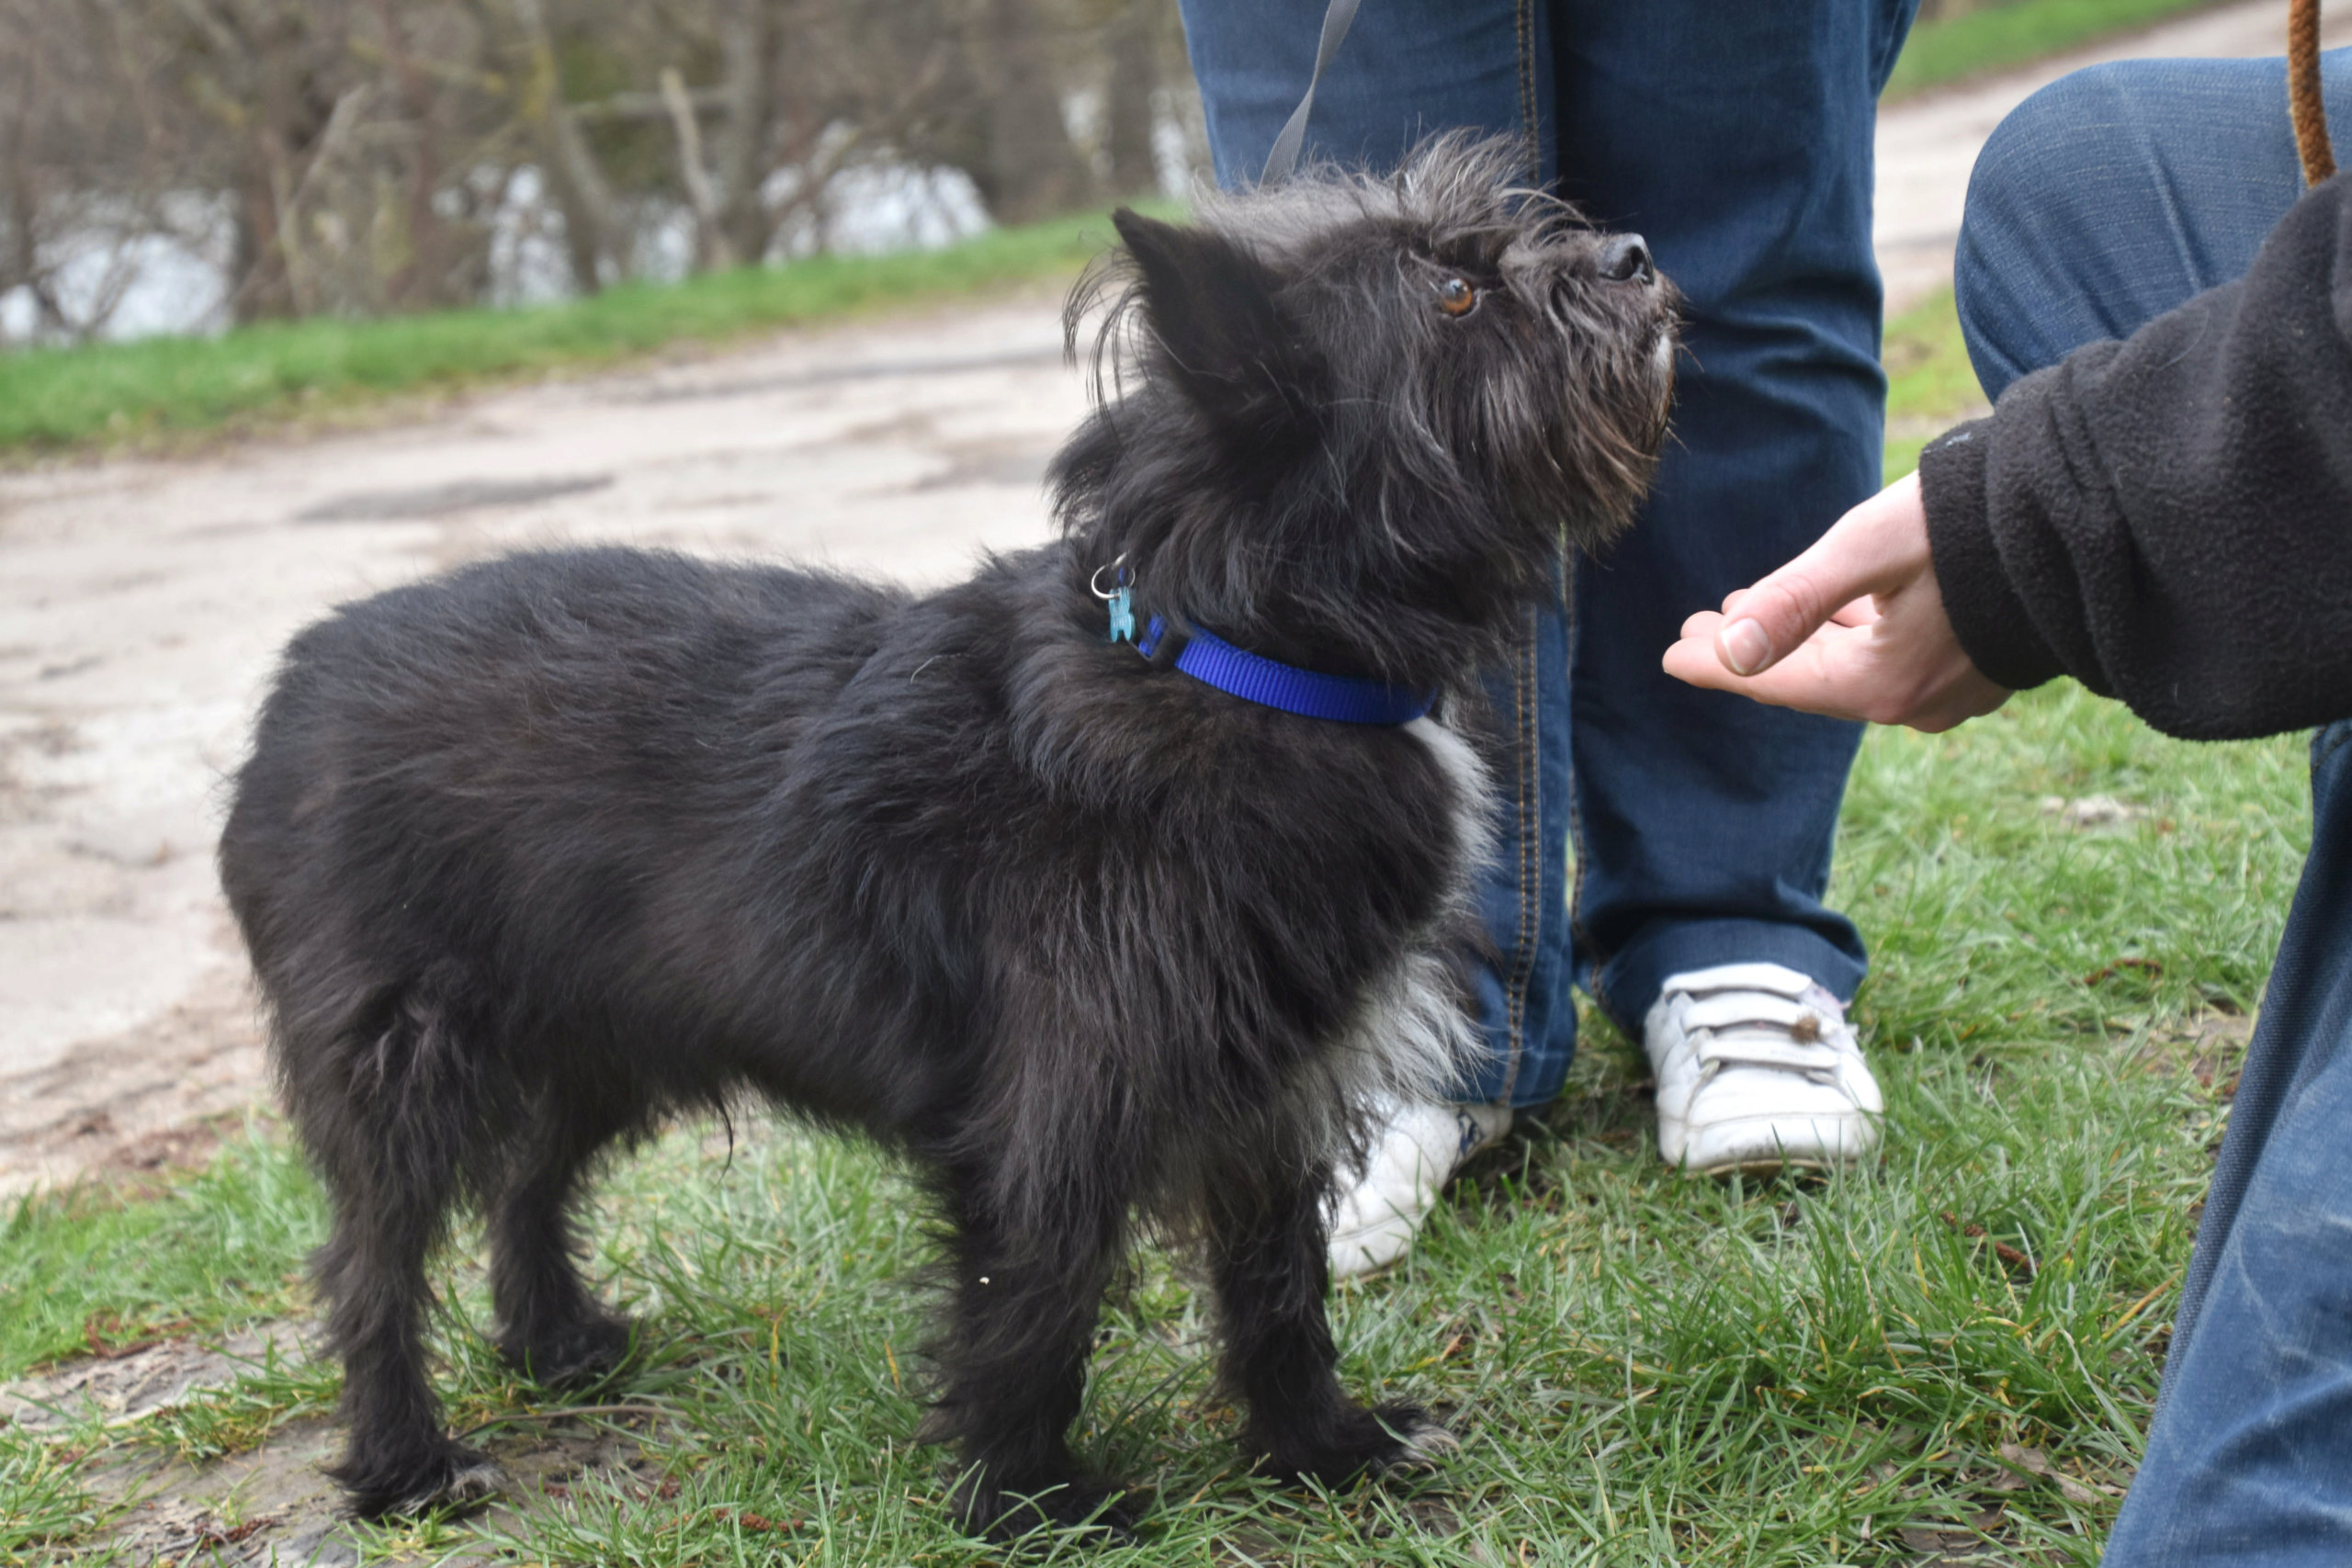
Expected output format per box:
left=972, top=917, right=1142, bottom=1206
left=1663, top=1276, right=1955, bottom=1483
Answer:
left=1, top=0, right=2337, bottom=1196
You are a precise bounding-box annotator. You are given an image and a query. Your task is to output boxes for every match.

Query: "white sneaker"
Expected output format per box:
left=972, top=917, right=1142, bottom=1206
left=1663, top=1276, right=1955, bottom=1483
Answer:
left=1643, top=962, right=1883, bottom=1175
left=1326, top=1099, right=1513, bottom=1279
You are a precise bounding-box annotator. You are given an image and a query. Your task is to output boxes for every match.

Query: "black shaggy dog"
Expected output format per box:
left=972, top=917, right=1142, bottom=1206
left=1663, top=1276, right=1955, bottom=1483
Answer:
left=219, top=134, right=1676, bottom=1537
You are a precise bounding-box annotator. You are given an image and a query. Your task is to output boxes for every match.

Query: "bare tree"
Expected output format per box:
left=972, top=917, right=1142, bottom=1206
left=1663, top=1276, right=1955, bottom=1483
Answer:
left=1098, top=1, right=1161, bottom=197
left=0, top=0, right=189, bottom=342
left=0, top=0, right=1195, bottom=337
left=966, top=0, right=1089, bottom=223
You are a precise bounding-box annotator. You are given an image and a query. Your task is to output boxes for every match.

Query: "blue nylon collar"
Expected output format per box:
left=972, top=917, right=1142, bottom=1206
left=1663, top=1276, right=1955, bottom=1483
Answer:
left=1136, top=615, right=1434, bottom=726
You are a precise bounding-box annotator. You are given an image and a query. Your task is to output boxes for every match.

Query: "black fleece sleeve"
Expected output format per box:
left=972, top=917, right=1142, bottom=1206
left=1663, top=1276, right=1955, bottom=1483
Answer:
left=1919, top=173, right=2352, bottom=740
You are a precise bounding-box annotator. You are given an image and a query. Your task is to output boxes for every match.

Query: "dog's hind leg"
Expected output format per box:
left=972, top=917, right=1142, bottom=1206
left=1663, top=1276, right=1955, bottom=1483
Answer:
left=300, top=989, right=504, bottom=1518
left=487, top=1084, right=637, bottom=1388
left=1206, top=1145, right=1453, bottom=1484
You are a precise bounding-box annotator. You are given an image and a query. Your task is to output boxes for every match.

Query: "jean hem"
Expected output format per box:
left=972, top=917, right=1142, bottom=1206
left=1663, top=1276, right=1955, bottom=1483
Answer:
left=1592, top=919, right=1868, bottom=1037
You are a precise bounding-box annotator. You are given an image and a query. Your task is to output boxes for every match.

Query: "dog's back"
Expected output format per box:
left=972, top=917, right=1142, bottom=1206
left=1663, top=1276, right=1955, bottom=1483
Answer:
left=224, top=547, right=916, bottom=1119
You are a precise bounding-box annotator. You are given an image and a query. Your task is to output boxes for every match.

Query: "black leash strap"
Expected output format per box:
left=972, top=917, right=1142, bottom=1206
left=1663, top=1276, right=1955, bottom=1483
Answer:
left=1261, top=0, right=1363, bottom=184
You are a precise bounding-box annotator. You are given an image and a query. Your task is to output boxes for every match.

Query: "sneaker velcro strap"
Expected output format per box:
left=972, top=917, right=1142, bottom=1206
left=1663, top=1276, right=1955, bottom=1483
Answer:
left=1694, top=1034, right=1844, bottom=1076
left=1661, top=961, right=1815, bottom=1001
left=1680, top=992, right=1821, bottom=1033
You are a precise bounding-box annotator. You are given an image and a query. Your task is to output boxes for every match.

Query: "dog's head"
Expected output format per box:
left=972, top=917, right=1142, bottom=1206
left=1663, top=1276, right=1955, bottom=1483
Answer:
left=1055, top=132, right=1678, bottom=679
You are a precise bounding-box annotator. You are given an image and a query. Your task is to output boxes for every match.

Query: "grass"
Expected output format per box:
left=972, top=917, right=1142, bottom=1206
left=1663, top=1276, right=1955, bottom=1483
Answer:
left=1882, top=0, right=2226, bottom=101
left=1883, top=286, right=1990, bottom=483
left=0, top=1117, right=320, bottom=1375
left=0, top=204, right=1167, bottom=458
left=0, top=1425, right=103, bottom=1557
left=0, top=681, right=2309, bottom=1562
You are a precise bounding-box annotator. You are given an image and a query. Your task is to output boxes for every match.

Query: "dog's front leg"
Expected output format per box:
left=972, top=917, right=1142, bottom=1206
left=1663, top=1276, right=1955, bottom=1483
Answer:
left=1207, top=1151, right=1453, bottom=1483
left=925, top=1168, right=1137, bottom=1540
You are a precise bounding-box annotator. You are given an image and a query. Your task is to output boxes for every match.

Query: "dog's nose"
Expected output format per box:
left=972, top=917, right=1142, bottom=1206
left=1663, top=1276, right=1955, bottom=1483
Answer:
left=1597, top=233, right=1655, bottom=286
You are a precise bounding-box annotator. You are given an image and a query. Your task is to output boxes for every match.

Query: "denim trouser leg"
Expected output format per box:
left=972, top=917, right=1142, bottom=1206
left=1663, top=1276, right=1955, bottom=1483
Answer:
left=1951, top=51, right=2352, bottom=1567
left=1547, top=3, right=1905, bottom=1031
left=2103, top=724, right=2352, bottom=1564
left=1176, top=0, right=1896, bottom=1106
left=1956, top=50, right=2352, bottom=398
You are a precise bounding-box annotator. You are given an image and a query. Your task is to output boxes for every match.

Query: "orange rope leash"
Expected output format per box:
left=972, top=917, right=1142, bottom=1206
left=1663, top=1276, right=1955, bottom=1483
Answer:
left=2290, top=0, right=2335, bottom=185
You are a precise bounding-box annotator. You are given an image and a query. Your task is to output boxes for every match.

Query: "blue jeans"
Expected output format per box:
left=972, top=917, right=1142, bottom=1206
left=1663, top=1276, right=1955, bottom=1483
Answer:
left=1177, top=0, right=1907, bottom=1105
left=1955, top=50, right=2352, bottom=1566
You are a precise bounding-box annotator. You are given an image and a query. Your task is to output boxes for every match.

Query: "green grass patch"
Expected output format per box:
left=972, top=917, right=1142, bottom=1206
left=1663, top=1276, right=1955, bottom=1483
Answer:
left=0, top=1425, right=102, bottom=1557
left=1884, top=0, right=2224, bottom=101
left=0, top=205, right=1167, bottom=458
left=1884, top=285, right=1990, bottom=482
left=0, top=681, right=2308, bottom=1562
left=0, top=1122, right=321, bottom=1378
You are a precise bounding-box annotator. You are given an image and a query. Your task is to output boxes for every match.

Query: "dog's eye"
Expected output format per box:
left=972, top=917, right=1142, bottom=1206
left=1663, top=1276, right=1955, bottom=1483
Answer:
left=1433, top=276, right=1476, bottom=317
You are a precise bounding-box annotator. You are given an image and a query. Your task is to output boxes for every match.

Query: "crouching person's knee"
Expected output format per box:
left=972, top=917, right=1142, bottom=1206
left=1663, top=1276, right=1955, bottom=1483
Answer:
left=1956, top=51, right=2352, bottom=401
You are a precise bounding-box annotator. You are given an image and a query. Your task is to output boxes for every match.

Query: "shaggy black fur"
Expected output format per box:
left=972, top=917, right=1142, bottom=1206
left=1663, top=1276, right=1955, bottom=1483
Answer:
left=217, top=134, right=1676, bottom=1539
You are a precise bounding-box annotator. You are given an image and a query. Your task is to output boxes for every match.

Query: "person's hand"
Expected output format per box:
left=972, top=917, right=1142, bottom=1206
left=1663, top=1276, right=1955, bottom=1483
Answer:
left=1661, top=470, right=2011, bottom=732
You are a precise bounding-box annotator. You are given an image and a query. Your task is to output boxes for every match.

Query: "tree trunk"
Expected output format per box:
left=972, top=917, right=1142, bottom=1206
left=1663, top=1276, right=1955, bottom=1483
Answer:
left=1101, top=2, right=1158, bottom=197
left=371, top=0, right=450, bottom=309
left=970, top=0, right=1085, bottom=225
left=711, top=0, right=774, bottom=266
left=504, top=0, right=621, bottom=294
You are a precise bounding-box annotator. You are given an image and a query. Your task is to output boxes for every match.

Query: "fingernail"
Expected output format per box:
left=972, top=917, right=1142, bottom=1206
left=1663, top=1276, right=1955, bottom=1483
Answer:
left=1722, top=618, right=1770, bottom=675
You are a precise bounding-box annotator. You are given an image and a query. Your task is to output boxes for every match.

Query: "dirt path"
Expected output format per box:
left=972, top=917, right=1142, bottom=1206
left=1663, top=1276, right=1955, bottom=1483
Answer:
left=0, top=0, right=2337, bottom=1198
left=0, top=295, right=1082, bottom=1193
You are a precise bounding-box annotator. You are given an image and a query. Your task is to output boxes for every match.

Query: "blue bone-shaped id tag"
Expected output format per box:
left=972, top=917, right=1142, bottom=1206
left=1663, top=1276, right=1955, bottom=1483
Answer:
left=1093, top=557, right=1136, bottom=644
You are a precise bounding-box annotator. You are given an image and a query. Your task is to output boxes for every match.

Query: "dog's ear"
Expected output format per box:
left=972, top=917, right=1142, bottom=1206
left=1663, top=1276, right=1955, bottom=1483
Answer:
left=1113, top=209, right=1317, bottom=440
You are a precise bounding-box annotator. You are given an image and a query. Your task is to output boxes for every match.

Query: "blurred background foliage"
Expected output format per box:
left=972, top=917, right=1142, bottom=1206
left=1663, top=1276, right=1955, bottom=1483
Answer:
left=0, top=0, right=2228, bottom=345
left=0, top=0, right=1204, bottom=342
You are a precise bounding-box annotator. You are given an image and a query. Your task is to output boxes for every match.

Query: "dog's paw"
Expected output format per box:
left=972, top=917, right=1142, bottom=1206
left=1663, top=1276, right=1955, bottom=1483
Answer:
left=497, top=1313, right=637, bottom=1389
left=1375, top=1402, right=1458, bottom=1471
left=335, top=1439, right=508, bottom=1520
left=957, top=1477, right=1144, bottom=1543
left=1257, top=1400, right=1454, bottom=1486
